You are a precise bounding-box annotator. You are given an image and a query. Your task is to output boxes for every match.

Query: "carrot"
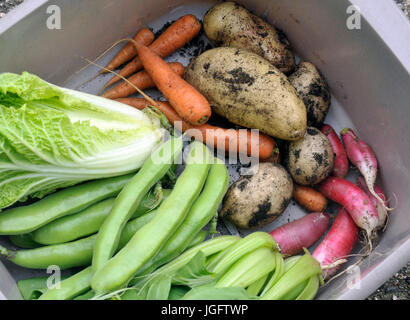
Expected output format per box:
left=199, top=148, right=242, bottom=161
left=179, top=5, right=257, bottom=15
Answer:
left=104, top=14, right=201, bottom=87
left=114, top=98, right=276, bottom=159
left=318, top=176, right=379, bottom=242
left=269, top=212, right=330, bottom=258
left=293, top=184, right=328, bottom=212
left=320, top=124, right=349, bottom=178
left=312, top=207, right=359, bottom=279
left=102, top=62, right=185, bottom=99
left=260, top=148, right=281, bottom=163
left=131, top=42, right=211, bottom=125
left=102, top=28, right=155, bottom=74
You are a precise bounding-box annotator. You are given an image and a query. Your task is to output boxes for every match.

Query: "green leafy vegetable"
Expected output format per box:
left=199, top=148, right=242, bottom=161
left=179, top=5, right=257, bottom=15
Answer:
left=0, top=72, right=164, bottom=209
left=146, top=274, right=172, bottom=300
left=181, top=285, right=254, bottom=300
left=167, top=286, right=190, bottom=300
left=130, top=251, right=215, bottom=300
left=17, top=275, right=69, bottom=300
left=172, top=251, right=214, bottom=287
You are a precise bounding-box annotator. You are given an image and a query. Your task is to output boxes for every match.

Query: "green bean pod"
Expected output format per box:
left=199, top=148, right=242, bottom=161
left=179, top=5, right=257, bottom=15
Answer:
left=91, top=141, right=212, bottom=294
left=9, top=234, right=42, bottom=249
left=38, top=266, right=93, bottom=300
left=32, top=188, right=171, bottom=245
left=186, top=230, right=208, bottom=250
left=130, top=235, right=240, bottom=288
left=117, top=210, right=158, bottom=250
left=0, top=210, right=158, bottom=270
left=92, top=137, right=183, bottom=272
left=0, top=236, right=95, bottom=269
left=32, top=198, right=115, bottom=245
left=17, top=275, right=70, bottom=300
left=135, top=158, right=229, bottom=276
left=0, top=174, right=134, bottom=235
left=73, top=290, right=96, bottom=300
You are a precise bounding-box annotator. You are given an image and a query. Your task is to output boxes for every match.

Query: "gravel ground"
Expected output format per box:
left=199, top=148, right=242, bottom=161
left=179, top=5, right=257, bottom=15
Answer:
left=0, top=0, right=409, bottom=301
left=395, top=0, right=410, bottom=17
left=0, top=0, right=23, bottom=18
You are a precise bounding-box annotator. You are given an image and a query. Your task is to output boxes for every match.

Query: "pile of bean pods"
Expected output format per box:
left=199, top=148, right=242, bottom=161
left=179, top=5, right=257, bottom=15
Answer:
left=0, top=138, right=322, bottom=300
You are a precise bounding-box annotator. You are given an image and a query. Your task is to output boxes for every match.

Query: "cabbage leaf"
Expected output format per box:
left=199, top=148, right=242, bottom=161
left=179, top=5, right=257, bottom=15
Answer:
left=0, top=72, right=164, bottom=210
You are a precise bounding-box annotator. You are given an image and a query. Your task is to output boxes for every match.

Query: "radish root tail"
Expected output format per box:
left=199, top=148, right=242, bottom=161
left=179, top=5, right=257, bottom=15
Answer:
left=369, top=186, right=395, bottom=212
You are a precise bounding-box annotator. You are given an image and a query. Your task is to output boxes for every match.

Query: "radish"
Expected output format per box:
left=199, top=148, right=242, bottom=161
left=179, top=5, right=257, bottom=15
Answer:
left=320, top=124, right=349, bottom=178
left=312, top=207, right=359, bottom=279
left=318, top=176, right=379, bottom=242
left=357, top=176, right=388, bottom=230
left=269, top=212, right=330, bottom=257
left=340, top=128, right=392, bottom=211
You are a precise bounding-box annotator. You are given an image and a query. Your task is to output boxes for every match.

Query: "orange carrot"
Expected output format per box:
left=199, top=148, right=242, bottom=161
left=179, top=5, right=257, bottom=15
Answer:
left=293, top=184, right=328, bottom=212
left=260, top=148, right=281, bottom=163
left=102, top=28, right=155, bottom=73
left=102, top=62, right=185, bottom=99
left=132, top=42, right=211, bottom=125
left=104, top=14, right=201, bottom=87
left=115, top=98, right=276, bottom=159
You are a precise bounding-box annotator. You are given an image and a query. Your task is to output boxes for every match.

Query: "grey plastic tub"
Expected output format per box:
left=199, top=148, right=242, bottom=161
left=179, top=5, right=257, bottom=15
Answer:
left=0, top=0, right=409, bottom=300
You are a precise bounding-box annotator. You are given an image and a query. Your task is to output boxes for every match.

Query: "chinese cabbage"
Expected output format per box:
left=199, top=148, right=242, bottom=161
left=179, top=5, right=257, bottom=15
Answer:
left=0, top=72, right=164, bottom=210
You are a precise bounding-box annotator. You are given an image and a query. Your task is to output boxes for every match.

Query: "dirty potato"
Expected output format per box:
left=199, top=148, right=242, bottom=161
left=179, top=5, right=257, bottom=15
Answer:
left=286, top=127, right=334, bottom=185
left=204, top=1, right=296, bottom=73
left=288, top=62, right=331, bottom=128
left=220, top=163, right=294, bottom=229
left=184, top=47, right=307, bottom=141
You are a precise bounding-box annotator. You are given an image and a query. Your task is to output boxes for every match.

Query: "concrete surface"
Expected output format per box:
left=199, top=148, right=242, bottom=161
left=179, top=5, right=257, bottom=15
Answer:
left=0, top=0, right=409, bottom=301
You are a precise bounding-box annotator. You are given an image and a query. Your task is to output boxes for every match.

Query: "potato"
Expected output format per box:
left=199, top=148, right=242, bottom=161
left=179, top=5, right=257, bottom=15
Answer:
left=286, top=127, right=334, bottom=186
left=220, top=163, right=293, bottom=229
left=203, top=2, right=296, bottom=74
left=184, top=47, right=307, bottom=141
left=288, top=62, right=331, bottom=128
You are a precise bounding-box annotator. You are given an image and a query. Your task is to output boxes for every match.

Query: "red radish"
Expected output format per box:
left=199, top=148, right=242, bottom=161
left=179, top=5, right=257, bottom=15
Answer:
left=320, top=124, right=349, bottom=178
left=357, top=176, right=388, bottom=230
left=341, top=128, right=392, bottom=211
left=269, top=212, right=330, bottom=257
left=313, top=207, right=359, bottom=279
left=318, top=176, right=379, bottom=241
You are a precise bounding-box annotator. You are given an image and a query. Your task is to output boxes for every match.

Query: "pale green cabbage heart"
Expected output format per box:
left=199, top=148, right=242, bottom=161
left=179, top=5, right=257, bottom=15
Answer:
left=0, top=72, right=164, bottom=210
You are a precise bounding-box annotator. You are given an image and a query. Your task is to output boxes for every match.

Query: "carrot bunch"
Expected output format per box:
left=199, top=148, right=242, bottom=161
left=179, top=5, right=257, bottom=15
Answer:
left=99, top=14, right=277, bottom=158
left=103, top=14, right=201, bottom=88
left=98, top=14, right=211, bottom=126
left=102, top=62, right=185, bottom=99
left=102, top=28, right=155, bottom=74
